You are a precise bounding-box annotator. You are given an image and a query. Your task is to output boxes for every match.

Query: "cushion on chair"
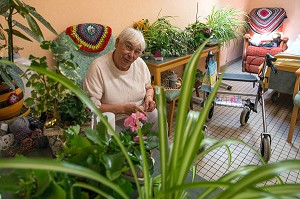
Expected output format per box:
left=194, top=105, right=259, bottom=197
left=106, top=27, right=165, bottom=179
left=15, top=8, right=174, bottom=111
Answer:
left=66, top=23, right=112, bottom=52
left=294, top=92, right=300, bottom=107
left=249, top=8, right=287, bottom=35
left=55, top=23, right=115, bottom=85
left=245, top=46, right=284, bottom=73
left=165, top=90, right=180, bottom=101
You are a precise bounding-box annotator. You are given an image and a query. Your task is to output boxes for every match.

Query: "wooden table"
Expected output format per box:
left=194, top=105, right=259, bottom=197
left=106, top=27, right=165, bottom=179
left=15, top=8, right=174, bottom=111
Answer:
left=268, top=54, right=300, bottom=143
left=264, top=54, right=300, bottom=96
left=144, top=45, right=220, bottom=86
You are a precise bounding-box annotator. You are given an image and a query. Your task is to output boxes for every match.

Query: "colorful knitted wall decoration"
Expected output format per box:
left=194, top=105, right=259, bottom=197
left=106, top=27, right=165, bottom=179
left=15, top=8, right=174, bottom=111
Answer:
left=66, top=23, right=112, bottom=52
left=249, top=7, right=287, bottom=35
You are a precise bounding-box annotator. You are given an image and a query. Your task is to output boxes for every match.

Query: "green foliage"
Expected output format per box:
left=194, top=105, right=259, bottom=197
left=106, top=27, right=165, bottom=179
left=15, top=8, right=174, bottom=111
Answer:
left=1, top=39, right=300, bottom=198
left=139, top=6, right=247, bottom=58
left=24, top=40, right=91, bottom=126
left=205, top=6, right=248, bottom=47
left=0, top=6, right=299, bottom=199
left=186, top=6, right=247, bottom=50
left=185, top=21, right=211, bottom=50
left=142, top=16, right=189, bottom=57
left=0, top=0, right=57, bottom=91
left=59, top=95, right=91, bottom=126
left=56, top=125, right=136, bottom=198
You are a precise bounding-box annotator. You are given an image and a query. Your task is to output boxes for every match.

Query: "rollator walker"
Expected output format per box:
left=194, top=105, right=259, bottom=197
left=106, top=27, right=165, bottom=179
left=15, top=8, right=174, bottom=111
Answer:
left=199, top=52, right=277, bottom=162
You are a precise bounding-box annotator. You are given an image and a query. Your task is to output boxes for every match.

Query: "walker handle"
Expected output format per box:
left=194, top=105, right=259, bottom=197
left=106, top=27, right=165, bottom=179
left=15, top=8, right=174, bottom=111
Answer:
left=266, top=53, right=277, bottom=74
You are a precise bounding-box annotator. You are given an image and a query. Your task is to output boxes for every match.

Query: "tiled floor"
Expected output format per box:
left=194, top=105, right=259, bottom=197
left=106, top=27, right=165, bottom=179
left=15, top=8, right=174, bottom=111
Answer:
left=169, top=59, right=300, bottom=185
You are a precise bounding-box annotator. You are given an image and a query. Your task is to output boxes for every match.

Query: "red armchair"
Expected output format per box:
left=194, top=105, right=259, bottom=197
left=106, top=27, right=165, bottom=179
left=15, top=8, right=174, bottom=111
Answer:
left=242, top=7, right=289, bottom=74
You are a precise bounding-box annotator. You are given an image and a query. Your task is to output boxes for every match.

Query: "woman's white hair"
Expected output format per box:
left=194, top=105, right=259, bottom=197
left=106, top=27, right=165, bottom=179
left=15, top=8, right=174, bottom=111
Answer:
left=117, top=27, right=146, bottom=51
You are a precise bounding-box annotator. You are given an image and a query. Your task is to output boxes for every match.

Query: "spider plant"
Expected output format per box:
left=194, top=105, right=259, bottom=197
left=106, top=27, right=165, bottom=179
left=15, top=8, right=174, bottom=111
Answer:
left=205, top=6, right=248, bottom=47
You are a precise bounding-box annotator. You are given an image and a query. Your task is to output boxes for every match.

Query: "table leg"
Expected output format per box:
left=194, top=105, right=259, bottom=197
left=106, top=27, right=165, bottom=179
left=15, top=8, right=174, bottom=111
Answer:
left=155, top=70, right=162, bottom=86
left=288, top=105, right=298, bottom=143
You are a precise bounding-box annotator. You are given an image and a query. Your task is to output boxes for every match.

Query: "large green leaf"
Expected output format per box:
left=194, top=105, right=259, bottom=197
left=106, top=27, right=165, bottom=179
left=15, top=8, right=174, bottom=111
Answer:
left=168, top=40, right=211, bottom=192
left=0, top=0, right=10, bottom=15
left=6, top=66, right=25, bottom=91
left=0, top=69, right=15, bottom=90
left=0, top=172, right=26, bottom=192
left=71, top=182, right=114, bottom=199
left=31, top=170, right=52, bottom=197
left=13, top=20, right=42, bottom=42
left=85, top=117, right=110, bottom=146
left=217, top=160, right=300, bottom=199
left=0, top=158, right=129, bottom=199
left=38, top=181, right=66, bottom=199
left=103, top=152, right=126, bottom=181
left=25, top=14, right=44, bottom=42
left=4, top=28, right=33, bottom=41
left=8, top=61, right=25, bottom=74
left=24, top=97, right=34, bottom=106
left=26, top=4, right=58, bottom=35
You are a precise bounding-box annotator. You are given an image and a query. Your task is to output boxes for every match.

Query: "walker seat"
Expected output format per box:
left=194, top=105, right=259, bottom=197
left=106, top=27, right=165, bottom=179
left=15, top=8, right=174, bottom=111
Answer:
left=221, top=73, right=258, bottom=82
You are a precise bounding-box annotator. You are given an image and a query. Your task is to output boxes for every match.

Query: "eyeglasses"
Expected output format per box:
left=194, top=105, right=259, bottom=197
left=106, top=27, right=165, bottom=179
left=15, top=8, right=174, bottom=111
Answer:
left=123, top=42, right=143, bottom=56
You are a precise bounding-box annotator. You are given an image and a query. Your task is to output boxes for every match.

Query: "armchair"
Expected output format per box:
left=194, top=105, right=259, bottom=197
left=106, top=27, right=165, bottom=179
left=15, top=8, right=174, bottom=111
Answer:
left=242, top=7, right=289, bottom=74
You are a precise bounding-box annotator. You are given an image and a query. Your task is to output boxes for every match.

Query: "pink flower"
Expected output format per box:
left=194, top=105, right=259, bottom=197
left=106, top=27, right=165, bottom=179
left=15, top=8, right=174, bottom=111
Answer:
left=124, top=113, right=147, bottom=132
left=153, top=51, right=163, bottom=57
left=136, top=112, right=147, bottom=121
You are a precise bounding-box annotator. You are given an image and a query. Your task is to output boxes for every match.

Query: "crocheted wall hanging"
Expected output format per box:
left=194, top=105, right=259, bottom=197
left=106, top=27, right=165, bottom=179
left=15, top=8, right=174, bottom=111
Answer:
left=249, top=8, right=287, bottom=35
left=66, top=23, right=112, bottom=52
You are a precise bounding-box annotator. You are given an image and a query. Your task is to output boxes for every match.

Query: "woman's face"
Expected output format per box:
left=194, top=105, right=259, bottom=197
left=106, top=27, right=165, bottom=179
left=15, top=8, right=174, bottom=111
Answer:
left=113, top=38, right=143, bottom=71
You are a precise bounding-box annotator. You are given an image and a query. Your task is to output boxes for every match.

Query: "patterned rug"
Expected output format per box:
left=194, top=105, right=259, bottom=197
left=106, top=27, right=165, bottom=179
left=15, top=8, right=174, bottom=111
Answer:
left=249, top=7, right=287, bottom=35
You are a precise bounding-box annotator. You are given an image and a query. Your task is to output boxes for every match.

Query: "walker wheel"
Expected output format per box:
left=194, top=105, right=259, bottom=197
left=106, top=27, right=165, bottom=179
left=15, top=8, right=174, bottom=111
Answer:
left=206, top=103, right=214, bottom=122
left=260, top=136, right=271, bottom=162
left=240, top=106, right=250, bottom=126
left=271, top=92, right=280, bottom=102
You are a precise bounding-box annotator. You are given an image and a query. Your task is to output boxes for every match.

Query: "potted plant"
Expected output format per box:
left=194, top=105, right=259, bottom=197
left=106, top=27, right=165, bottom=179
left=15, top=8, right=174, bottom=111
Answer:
left=0, top=0, right=57, bottom=120
left=186, top=6, right=247, bottom=49
left=185, top=20, right=212, bottom=50
left=1, top=6, right=299, bottom=199
left=135, top=15, right=189, bottom=58
left=24, top=53, right=91, bottom=130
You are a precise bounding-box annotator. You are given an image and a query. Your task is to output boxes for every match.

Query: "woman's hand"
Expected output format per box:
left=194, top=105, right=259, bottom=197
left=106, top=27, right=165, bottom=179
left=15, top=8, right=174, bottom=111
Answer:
left=144, top=96, right=156, bottom=112
left=123, top=103, right=146, bottom=115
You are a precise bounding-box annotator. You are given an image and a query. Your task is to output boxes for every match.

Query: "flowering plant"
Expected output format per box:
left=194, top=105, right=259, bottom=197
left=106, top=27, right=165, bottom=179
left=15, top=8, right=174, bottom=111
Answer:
left=121, top=113, right=159, bottom=178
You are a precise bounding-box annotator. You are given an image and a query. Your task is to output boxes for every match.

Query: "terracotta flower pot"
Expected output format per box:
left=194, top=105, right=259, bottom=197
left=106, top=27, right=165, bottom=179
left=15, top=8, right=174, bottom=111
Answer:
left=0, top=83, right=24, bottom=120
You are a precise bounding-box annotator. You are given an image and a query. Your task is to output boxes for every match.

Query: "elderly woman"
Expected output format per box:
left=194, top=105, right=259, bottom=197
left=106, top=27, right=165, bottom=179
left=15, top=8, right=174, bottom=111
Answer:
left=83, top=27, right=158, bottom=131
